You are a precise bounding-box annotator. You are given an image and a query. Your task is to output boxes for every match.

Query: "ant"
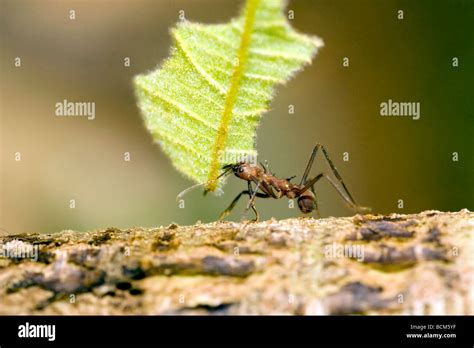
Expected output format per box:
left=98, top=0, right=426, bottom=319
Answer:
left=177, top=143, right=370, bottom=221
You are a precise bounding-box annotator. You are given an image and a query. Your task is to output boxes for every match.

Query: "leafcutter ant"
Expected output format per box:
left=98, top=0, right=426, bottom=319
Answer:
left=177, top=143, right=370, bottom=221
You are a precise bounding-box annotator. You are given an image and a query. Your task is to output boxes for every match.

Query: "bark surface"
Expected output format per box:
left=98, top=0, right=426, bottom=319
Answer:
left=0, top=210, right=472, bottom=315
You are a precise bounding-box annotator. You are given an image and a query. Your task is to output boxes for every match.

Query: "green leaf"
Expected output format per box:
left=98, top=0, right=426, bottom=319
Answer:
left=134, top=0, right=323, bottom=192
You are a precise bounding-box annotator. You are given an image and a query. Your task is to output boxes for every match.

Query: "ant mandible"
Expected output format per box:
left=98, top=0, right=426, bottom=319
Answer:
left=178, top=143, right=370, bottom=221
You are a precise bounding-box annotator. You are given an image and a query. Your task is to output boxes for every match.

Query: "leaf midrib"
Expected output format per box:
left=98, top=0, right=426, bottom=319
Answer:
left=205, top=0, right=260, bottom=192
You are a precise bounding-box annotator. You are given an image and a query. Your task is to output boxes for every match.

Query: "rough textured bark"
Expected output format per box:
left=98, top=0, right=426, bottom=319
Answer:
left=0, top=210, right=472, bottom=315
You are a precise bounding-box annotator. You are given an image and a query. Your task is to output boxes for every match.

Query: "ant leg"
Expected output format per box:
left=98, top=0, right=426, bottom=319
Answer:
left=301, top=143, right=357, bottom=205
left=246, top=181, right=260, bottom=209
left=220, top=178, right=255, bottom=221
left=219, top=189, right=269, bottom=220
left=323, top=174, right=370, bottom=213
left=260, top=181, right=279, bottom=199
left=243, top=181, right=261, bottom=222
left=301, top=173, right=370, bottom=213
left=318, top=144, right=357, bottom=205
left=300, top=144, right=320, bottom=185
left=245, top=192, right=271, bottom=222
left=219, top=190, right=251, bottom=221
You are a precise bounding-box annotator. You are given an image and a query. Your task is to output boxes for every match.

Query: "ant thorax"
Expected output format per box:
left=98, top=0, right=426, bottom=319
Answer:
left=263, top=175, right=295, bottom=198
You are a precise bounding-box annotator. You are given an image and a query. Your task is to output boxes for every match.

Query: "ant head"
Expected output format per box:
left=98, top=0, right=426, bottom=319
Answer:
left=297, top=193, right=316, bottom=214
left=222, top=162, right=253, bottom=180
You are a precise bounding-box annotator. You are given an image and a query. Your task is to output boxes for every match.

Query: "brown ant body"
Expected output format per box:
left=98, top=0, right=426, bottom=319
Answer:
left=178, top=143, right=369, bottom=221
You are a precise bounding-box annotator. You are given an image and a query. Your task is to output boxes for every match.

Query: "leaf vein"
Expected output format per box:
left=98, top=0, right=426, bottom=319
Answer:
left=173, top=29, right=227, bottom=95
left=206, top=0, right=260, bottom=191
left=144, top=86, right=219, bottom=131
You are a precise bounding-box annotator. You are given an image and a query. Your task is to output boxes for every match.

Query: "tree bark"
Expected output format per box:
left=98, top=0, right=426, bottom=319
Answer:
left=0, top=210, right=472, bottom=315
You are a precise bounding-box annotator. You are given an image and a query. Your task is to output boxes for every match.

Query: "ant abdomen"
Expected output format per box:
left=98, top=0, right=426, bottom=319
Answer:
left=297, top=194, right=316, bottom=214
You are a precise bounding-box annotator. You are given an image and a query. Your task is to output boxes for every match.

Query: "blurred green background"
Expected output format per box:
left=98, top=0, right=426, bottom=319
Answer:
left=1, top=0, right=473, bottom=234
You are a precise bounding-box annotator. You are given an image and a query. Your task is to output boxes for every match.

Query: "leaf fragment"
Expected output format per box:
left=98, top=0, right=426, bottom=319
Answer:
left=134, top=0, right=323, bottom=191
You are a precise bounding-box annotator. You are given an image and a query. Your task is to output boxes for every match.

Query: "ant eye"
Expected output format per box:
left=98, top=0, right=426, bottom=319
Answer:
left=238, top=167, right=244, bottom=173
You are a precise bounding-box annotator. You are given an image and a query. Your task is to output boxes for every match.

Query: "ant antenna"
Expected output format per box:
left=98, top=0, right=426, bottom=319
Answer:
left=176, top=165, right=233, bottom=201
left=176, top=182, right=206, bottom=201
